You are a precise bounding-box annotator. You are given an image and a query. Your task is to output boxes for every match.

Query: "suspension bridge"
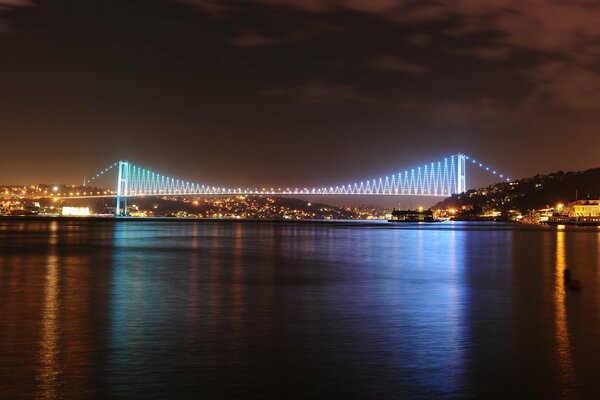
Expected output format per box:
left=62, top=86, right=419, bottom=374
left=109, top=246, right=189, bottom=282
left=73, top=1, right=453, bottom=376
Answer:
left=77, top=153, right=510, bottom=216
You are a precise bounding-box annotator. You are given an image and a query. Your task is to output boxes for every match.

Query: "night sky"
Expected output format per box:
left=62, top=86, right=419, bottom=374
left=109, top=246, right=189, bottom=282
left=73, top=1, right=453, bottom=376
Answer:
left=1, top=0, right=599, bottom=190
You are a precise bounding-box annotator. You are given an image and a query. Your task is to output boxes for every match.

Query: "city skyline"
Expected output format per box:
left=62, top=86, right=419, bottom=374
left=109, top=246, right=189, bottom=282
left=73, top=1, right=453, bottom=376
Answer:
left=1, top=0, right=599, bottom=187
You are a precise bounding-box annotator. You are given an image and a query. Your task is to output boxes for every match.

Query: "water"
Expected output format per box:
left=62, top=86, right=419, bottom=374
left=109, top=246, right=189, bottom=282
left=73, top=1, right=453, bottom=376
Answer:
left=1, top=220, right=599, bottom=399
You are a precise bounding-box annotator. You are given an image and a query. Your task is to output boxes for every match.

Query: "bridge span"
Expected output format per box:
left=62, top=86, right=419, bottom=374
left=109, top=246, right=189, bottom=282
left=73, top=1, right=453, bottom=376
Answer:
left=75, top=153, right=509, bottom=216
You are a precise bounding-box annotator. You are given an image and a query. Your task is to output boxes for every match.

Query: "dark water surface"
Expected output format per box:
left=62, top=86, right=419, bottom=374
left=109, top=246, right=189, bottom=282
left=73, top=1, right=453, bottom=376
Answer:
left=1, top=220, right=599, bottom=399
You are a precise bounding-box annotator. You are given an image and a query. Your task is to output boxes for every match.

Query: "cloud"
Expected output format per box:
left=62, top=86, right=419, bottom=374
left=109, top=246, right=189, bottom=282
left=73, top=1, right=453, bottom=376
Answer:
left=468, top=45, right=513, bottom=61
left=404, top=33, right=431, bottom=47
left=255, top=0, right=600, bottom=109
left=227, top=22, right=342, bottom=47
left=297, top=80, right=375, bottom=105
left=256, top=0, right=331, bottom=12
left=182, top=1, right=600, bottom=62
left=179, top=0, right=600, bottom=110
left=174, top=0, right=229, bottom=17
left=525, top=60, right=600, bottom=110
left=177, top=0, right=600, bottom=59
left=228, top=31, right=282, bottom=47
left=369, top=55, right=428, bottom=74
left=258, top=88, right=289, bottom=97
left=261, top=80, right=379, bottom=106
left=0, top=0, right=32, bottom=32
left=0, top=0, right=32, bottom=5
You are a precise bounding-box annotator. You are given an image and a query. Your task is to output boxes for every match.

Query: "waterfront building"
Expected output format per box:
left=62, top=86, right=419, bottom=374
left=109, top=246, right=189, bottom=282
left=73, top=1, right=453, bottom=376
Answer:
left=389, top=208, right=436, bottom=222
left=570, top=199, right=600, bottom=217
left=546, top=199, right=600, bottom=226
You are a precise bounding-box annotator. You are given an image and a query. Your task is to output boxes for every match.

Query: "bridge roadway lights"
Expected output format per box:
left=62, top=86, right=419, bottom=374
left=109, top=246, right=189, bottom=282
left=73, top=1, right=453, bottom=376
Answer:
left=103, top=154, right=492, bottom=206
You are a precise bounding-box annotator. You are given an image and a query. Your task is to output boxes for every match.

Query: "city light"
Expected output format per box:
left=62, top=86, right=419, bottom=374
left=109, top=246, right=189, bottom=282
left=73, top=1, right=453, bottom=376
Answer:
left=62, top=206, right=91, bottom=216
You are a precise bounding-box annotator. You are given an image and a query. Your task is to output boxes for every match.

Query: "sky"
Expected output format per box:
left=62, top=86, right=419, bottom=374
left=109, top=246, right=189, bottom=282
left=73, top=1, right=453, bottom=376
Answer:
left=1, top=0, right=599, bottom=193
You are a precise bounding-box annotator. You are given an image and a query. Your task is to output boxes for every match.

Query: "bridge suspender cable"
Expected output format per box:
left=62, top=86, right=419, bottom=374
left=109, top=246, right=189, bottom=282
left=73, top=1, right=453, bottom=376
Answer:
left=83, top=154, right=510, bottom=216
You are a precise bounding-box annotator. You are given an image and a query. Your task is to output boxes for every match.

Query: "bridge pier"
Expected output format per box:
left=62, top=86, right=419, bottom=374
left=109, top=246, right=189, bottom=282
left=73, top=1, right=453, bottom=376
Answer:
left=115, top=161, right=129, bottom=217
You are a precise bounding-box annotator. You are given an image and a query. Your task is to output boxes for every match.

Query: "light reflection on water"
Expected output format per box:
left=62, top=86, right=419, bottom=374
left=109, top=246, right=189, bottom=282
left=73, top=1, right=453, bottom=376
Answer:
left=37, top=254, right=59, bottom=400
left=554, top=231, right=576, bottom=397
left=0, top=220, right=599, bottom=399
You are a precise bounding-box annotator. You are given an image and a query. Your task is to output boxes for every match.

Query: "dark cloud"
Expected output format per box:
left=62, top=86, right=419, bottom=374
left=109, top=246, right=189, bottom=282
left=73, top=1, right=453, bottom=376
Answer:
left=258, top=88, right=289, bottom=97
left=228, top=30, right=283, bottom=47
left=404, top=33, right=431, bottom=47
left=249, top=0, right=600, bottom=58
left=227, top=23, right=342, bottom=47
left=525, top=61, right=600, bottom=110
left=182, top=0, right=600, bottom=110
left=468, top=45, right=513, bottom=61
left=296, top=80, right=376, bottom=106
left=179, top=0, right=600, bottom=59
left=260, top=81, right=379, bottom=106
left=174, top=0, right=229, bottom=17
left=369, top=55, right=428, bottom=74
left=0, top=0, right=32, bottom=32
left=0, top=0, right=32, bottom=5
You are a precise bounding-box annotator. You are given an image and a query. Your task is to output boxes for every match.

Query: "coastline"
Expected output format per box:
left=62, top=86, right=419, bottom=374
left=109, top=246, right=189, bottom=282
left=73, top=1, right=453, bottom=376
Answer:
left=0, top=214, right=393, bottom=226
left=3, top=215, right=598, bottom=231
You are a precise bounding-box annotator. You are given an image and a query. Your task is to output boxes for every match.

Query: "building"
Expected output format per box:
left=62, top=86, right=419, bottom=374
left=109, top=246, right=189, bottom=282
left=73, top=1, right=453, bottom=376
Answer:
left=570, top=199, right=600, bottom=217
left=389, top=208, right=436, bottom=222
left=546, top=199, right=600, bottom=226
left=62, top=206, right=91, bottom=216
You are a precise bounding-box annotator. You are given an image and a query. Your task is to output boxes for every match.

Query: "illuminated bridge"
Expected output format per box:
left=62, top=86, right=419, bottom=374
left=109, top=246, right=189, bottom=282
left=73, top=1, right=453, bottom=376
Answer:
left=79, top=154, right=510, bottom=216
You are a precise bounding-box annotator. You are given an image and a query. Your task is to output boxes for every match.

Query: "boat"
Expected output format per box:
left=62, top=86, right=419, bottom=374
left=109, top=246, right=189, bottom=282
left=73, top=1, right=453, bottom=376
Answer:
left=388, top=208, right=439, bottom=223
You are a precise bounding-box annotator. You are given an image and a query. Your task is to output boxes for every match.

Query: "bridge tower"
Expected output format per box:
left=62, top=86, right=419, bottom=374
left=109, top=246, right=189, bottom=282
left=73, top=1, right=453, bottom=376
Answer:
left=457, top=154, right=466, bottom=194
left=115, top=161, right=129, bottom=217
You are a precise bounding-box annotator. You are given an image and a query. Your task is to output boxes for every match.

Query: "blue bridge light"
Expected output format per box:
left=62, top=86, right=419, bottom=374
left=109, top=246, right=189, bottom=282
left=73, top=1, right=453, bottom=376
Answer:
left=81, top=154, right=511, bottom=216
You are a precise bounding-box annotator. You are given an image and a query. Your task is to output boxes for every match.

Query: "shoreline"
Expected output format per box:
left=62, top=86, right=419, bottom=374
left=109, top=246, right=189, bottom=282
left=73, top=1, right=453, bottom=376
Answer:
left=0, top=214, right=515, bottom=226
left=1, top=215, right=594, bottom=229
left=0, top=214, right=393, bottom=226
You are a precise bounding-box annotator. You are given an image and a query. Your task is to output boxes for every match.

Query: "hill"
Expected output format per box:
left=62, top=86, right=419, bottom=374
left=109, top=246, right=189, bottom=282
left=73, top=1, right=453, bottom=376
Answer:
left=433, top=168, right=600, bottom=214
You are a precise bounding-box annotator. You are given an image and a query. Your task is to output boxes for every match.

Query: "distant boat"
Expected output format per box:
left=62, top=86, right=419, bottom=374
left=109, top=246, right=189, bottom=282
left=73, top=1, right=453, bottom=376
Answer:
left=388, top=208, right=439, bottom=223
